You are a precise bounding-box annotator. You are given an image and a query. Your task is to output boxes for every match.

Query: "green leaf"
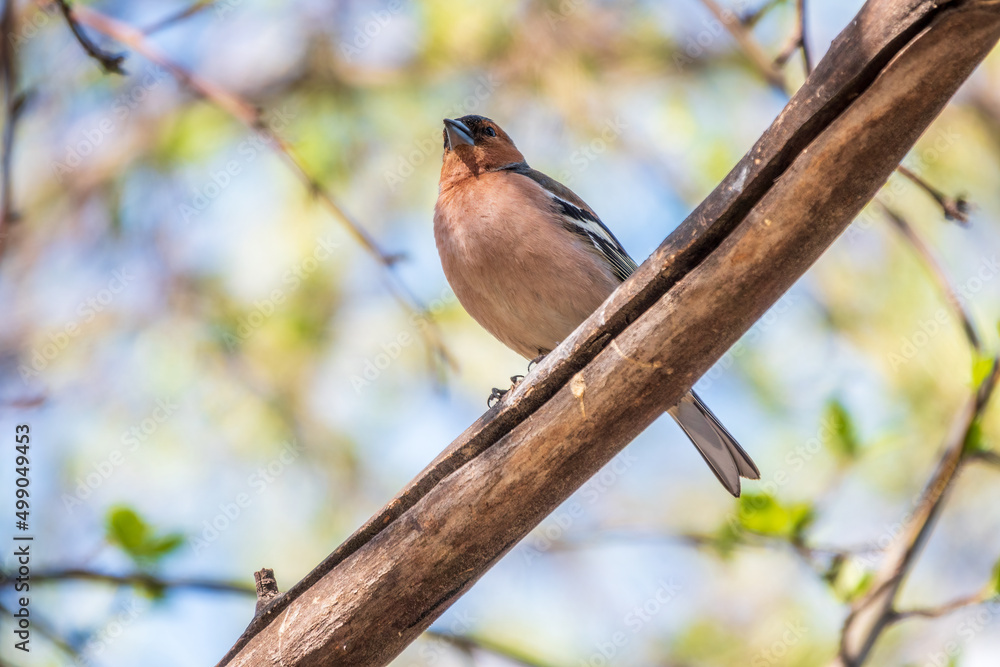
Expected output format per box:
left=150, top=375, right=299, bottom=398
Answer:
left=105, top=506, right=183, bottom=567
left=710, top=519, right=743, bottom=560
left=824, top=399, right=860, bottom=461
left=829, top=558, right=874, bottom=602
left=990, top=556, right=1000, bottom=596
left=107, top=506, right=151, bottom=555
left=972, top=354, right=995, bottom=389
left=737, top=493, right=815, bottom=540
left=963, top=418, right=987, bottom=456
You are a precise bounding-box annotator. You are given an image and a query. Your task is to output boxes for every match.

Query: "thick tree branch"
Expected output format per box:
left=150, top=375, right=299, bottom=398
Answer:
left=715, top=0, right=969, bottom=226
left=215, top=2, right=1000, bottom=665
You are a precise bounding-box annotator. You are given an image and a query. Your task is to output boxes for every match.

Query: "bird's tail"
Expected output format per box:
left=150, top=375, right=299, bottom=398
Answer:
left=666, top=390, right=760, bottom=497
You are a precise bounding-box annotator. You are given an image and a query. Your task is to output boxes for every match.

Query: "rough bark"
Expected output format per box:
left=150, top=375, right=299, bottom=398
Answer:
left=218, top=1, right=1000, bottom=665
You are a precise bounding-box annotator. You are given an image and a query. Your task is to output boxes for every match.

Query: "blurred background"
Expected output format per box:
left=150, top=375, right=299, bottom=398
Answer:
left=2, top=0, right=1000, bottom=665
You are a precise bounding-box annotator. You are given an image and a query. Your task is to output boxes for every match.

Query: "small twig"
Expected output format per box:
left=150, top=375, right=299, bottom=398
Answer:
left=713, top=0, right=970, bottom=232
left=143, top=0, right=216, bottom=35
left=896, top=164, right=970, bottom=224
left=890, top=591, right=995, bottom=623
left=0, top=600, right=82, bottom=660
left=876, top=201, right=982, bottom=354
left=254, top=568, right=280, bottom=616
left=970, top=449, right=1000, bottom=467
left=700, top=0, right=787, bottom=92
left=425, top=631, right=558, bottom=667
left=0, top=567, right=256, bottom=595
left=54, top=0, right=127, bottom=74
left=739, top=0, right=785, bottom=28
left=775, top=0, right=813, bottom=75
left=1, top=0, right=19, bottom=248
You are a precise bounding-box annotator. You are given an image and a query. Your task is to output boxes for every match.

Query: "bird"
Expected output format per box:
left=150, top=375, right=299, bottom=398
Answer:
left=433, top=114, right=759, bottom=496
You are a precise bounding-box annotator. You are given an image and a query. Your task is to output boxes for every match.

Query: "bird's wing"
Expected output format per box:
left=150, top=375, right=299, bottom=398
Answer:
left=503, top=164, right=638, bottom=282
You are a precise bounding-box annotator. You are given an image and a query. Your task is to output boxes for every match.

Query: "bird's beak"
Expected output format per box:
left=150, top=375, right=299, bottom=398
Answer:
left=443, top=118, right=474, bottom=150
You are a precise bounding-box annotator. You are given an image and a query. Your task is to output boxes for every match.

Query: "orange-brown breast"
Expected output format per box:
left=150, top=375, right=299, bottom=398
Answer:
left=434, top=170, right=621, bottom=359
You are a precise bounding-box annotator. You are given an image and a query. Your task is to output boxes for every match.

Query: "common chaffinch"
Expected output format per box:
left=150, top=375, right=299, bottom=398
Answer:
left=434, top=114, right=759, bottom=496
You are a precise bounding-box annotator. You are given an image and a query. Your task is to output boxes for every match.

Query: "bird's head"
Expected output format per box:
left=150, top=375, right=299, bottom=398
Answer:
left=440, top=115, right=525, bottom=182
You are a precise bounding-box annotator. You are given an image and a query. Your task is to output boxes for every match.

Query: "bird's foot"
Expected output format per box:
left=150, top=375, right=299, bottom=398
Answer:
left=527, top=354, right=547, bottom=372
left=487, top=376, right=526, bottom=408
left=487, top=386, right=508, bottom=408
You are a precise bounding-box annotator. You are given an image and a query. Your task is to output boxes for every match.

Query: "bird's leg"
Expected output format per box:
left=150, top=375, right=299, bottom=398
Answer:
left=487, top=374, right=529, bottom=408
left=527, top=353, right=547, bottom=372
left=487, top=386, right=508, bottom=408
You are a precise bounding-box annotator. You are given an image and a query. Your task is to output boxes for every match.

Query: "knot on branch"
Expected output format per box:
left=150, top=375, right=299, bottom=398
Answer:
left=254, top=568, right=279, bottom=616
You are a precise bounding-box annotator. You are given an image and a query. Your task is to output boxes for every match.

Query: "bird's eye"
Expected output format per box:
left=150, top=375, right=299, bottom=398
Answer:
left=484, top=127, right=496, bottom=137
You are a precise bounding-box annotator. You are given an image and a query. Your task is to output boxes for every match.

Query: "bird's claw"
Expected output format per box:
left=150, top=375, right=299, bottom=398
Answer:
left=488, top=375, right=526, bottom=408
left=527, top=354, right=547, bottom=372
left=487, top=387, right=508, bottom=408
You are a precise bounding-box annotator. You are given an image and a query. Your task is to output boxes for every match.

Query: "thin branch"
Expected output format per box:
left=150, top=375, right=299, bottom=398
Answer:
left=833, top=359, right=1000, bottom=667
left=425, top=631, right=559, bottom=667
left=143, top=0, right=217, bottom=35
left=54, top=0, right=127, bottom=74
left=876, top=201, right=982, bottom=354
left=896, top=164, right=970, bottom=224
left=0, top=567, right=256, bottom=595
left=0, top=600, right=82, bottom=660
left=68, top=5, right=456, bottom=371
left=775, top=0, right=813, bottom=75
left=797, top=0, right=813, bottom=74
left=739, top=0, right=785, bottom=29
left=890, top=591, right=996, bottom=623
left=700, top=0, right=787, bottom=92
left=1, top=0, right=19, bottom=249
left=970, top=449, right=1000, bottom=467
